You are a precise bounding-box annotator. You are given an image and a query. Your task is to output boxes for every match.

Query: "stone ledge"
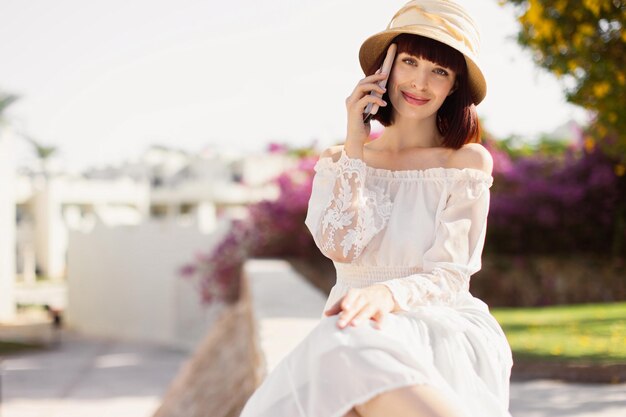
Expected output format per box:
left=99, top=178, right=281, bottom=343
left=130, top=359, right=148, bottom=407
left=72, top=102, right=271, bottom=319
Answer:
left=153, top=275, right=263, bottom=417
left=152, top=259, right=327, bottom=417
left=244, top=258, right=327, bottom=372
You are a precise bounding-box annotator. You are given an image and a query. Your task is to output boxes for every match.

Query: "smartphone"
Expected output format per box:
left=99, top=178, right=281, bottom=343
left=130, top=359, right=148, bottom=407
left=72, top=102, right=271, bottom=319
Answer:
left=363, top=43, right=397, bottom=124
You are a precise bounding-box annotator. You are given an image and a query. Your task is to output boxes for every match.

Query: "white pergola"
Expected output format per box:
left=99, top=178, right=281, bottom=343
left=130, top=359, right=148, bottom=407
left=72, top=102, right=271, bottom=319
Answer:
left=0, top=126, right=16, bottom=321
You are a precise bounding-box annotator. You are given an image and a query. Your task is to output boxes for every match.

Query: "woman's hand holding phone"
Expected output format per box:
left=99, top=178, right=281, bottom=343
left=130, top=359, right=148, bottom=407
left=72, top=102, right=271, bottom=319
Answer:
left=344, top=70, right=388, bottom=157
left=344, top=43, right=395, bottom=159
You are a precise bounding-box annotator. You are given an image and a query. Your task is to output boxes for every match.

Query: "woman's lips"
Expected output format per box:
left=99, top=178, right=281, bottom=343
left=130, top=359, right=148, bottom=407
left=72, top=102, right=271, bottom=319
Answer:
left=402, top=92, right=430, bottom=106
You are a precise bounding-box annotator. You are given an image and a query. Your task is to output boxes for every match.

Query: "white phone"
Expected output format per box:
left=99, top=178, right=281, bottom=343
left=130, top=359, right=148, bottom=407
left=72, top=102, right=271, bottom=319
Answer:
left=363, top=43, right=397, bottom=123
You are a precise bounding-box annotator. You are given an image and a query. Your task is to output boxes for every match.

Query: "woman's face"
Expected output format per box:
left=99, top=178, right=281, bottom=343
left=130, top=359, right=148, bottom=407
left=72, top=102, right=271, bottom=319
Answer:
left=386, top=51, right=457, bottom=122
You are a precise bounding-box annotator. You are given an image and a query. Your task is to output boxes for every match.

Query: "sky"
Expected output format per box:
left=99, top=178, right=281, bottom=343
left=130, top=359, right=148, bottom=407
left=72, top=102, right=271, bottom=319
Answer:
left=0, top=0, right=588, bottom=171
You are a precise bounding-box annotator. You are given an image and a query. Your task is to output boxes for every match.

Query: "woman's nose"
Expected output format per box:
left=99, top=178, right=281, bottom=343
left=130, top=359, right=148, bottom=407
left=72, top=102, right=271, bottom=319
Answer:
left=411, top=68, right=429, bottom=91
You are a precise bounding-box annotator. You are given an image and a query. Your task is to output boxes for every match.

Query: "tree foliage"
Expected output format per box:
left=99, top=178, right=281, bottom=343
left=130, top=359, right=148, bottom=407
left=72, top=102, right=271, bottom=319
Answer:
left=504, top=0, right=626, bottom=162
left=0, top=91, right=19, bottom=123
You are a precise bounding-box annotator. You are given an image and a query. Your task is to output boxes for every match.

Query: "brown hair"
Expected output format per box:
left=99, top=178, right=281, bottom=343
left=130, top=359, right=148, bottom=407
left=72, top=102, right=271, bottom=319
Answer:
left=368, top=34, right=481, bottom=148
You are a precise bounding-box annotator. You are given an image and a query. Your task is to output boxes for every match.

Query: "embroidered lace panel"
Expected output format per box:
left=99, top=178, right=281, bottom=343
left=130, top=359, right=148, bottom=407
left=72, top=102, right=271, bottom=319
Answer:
left=318, top=150, right=392, bottom=260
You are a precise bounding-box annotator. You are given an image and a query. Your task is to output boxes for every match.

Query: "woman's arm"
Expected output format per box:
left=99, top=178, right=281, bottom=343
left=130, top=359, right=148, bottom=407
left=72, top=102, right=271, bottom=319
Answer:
left=305, top=69, right=391, bottom=262
left=378, top=144, right=494, bottom=310
left=305, top=146, right=393, bottom=262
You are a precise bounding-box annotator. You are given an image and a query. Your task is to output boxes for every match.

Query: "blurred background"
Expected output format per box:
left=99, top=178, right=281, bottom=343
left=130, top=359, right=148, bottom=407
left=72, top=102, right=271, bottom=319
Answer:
left=0, top=1, right=624, bottom=416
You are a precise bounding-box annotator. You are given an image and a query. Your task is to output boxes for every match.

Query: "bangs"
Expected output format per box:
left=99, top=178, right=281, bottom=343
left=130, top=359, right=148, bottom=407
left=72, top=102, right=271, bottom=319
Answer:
left=393, top=33, right=466, bottom=75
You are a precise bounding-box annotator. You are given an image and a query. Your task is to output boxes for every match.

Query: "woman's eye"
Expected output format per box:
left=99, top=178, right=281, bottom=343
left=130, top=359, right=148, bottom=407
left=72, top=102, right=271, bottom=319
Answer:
left=403, top=58, right=416, bottom=66
left=434, top=68, right=449, bottom=76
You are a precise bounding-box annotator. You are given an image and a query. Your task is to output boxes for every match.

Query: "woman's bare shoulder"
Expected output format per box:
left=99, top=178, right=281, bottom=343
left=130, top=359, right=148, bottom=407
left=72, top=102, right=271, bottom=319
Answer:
left=320, top=145, right=345, bottom=163
left=447, top=143, right=493, bottom=175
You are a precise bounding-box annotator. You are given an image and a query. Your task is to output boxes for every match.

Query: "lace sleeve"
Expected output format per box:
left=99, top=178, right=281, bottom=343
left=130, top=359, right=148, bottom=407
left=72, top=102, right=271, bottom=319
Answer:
left=379, top=173, right=493, bottom=310
left=304, top=148, right=392, bottom=262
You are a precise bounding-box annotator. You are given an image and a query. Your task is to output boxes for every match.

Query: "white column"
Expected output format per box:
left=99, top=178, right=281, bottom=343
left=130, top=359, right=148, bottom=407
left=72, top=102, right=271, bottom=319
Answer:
left=34, top=180, right=66, bottom=278
left=197, top=201, right=217, bottom=233
left=0, top=127, right=16, bottom=321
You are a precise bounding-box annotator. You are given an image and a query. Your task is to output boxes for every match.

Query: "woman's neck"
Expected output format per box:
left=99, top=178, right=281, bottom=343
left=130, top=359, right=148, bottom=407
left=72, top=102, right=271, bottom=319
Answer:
left=373, top=113, right=443, bottom=152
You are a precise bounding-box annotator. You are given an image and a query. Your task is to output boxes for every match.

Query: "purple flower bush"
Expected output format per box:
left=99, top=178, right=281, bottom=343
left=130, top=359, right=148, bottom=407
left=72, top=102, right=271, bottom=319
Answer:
left=181, top=134, right=625, bottom=305
left=179, top=219, right=254, bottom=303
left=484, top=131, right=626, bottom=258
left=179, top=143, right=319, bottom=304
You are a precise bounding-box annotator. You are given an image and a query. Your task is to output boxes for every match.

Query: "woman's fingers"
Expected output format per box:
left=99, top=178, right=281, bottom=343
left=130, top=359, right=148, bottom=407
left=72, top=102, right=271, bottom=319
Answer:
left=346, top=91, right=387, bottom=117
left=349, top=77, right=388, bottom=101
left=345, top=87, right=386, bottom=112
left=357, top=94, right=387, bottom=109
left=325, top=290, right=359, bottom=316
left=340, top=299, right=364, bottom=325
left=328, top=286, right=395, bottom=329
left=371, top=310, right=386, bottom=330
left=357, top=81, right=387, bottom=96
left=324, top=300, right=342, bottom=316
left=346, top=73, right=388, bottom=106
left=349, top=305, right=378, bottom=327
left=337, top=292, right=365, bottom=328
left=327, top=288, right=390, bottom=329
left=358, top=70, right=388, bottom=85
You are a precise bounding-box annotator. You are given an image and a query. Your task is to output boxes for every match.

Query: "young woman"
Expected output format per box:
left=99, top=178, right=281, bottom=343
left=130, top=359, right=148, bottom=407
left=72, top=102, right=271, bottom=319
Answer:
left=239, top=1, right=514, bottom=416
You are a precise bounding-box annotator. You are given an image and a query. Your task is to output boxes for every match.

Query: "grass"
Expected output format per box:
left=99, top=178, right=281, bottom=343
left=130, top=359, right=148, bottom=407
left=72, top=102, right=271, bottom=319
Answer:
left=492, top=301, right=626, bottom=364
left=0, top=340, right=45, bottom=355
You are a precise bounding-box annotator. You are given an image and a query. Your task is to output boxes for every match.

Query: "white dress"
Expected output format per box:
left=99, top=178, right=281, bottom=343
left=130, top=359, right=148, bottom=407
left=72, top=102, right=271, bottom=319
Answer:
left=239, top=148, right=514, bottom=417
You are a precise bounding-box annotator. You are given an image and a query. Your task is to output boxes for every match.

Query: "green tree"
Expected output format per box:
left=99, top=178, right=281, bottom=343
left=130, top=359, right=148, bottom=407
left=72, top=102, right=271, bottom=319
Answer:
left=0, top=91, right=18, bottom=123
left=503, top=0, right=626, bottom=163
left=21, top=133, right=58, bottom=177
left=22, top=133, right=57, bottom=162
left=1, top=90, right=58, bottom=175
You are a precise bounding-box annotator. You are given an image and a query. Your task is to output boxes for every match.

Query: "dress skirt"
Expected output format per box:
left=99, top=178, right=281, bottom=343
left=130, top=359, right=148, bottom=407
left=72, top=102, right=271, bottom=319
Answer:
left=239, top=280, right=514, bottom=417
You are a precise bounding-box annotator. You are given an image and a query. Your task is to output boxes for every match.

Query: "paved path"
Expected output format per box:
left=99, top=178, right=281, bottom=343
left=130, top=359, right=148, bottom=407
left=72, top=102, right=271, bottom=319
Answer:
left=1, top=331, right=188, bottom=417
left=509, top=379, right=626, bottom=417
left=1, top=259, right=625, bottom=417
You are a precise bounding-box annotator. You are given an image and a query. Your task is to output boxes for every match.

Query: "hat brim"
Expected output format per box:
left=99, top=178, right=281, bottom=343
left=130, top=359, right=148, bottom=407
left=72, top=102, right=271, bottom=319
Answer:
left=359, top=29, right=486, bottom=105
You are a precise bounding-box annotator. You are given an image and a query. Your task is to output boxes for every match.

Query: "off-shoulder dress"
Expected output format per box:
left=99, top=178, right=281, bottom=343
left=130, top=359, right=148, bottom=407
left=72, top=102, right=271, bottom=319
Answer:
left=239, top=148, right=514, bottom=417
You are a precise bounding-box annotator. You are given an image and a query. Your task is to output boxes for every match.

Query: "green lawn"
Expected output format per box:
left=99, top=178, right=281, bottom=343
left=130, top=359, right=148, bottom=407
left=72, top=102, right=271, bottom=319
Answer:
left=0, top=340, right=45, bottom=355
left=492, top=301, right=626, bottom=364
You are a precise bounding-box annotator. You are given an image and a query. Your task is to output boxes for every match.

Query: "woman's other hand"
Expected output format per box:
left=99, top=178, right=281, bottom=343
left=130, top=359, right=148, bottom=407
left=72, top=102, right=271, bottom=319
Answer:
left=324, top=285, right=397, bottom=330
left=345, top=70, right=388, bottom=146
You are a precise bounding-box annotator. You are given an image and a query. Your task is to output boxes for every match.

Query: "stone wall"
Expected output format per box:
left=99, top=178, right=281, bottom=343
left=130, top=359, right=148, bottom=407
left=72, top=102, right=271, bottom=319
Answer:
left=153, top=274, right=263, bottom=417
left=289, top=254, right=626, bottom=307
left=473, top=254, right=626, bottom=307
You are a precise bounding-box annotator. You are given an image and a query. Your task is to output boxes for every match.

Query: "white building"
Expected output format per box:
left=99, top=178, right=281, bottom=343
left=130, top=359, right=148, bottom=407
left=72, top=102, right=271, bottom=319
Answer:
left=0, top=126, right=16, bottom=321
left=14, top=145, right=298, bottom=280
left=7, top=143, right=300, bottom=343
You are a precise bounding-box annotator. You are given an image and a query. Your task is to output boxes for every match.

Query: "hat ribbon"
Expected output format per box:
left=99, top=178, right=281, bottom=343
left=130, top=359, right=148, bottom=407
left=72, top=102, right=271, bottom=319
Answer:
left=385, top=4, right=475, bottom=54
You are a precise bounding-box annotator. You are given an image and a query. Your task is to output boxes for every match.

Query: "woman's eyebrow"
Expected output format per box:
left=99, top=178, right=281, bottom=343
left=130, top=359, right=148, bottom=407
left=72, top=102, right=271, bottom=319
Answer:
left=398, top=53, right=453, bottom=69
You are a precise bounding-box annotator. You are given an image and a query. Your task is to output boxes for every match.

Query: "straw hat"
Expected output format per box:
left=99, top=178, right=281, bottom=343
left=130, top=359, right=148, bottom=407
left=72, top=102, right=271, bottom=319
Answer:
left=359, top=0, right=486, bottom=104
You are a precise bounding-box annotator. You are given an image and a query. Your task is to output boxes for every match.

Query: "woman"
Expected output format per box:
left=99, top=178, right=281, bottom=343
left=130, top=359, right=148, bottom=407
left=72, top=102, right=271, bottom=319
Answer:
left=239, top=1, right=514, bottom=416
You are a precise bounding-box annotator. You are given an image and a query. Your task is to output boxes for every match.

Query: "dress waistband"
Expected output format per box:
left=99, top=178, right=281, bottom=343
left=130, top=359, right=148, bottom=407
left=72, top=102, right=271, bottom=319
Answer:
left=334, top=263, right=424, bottom=287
